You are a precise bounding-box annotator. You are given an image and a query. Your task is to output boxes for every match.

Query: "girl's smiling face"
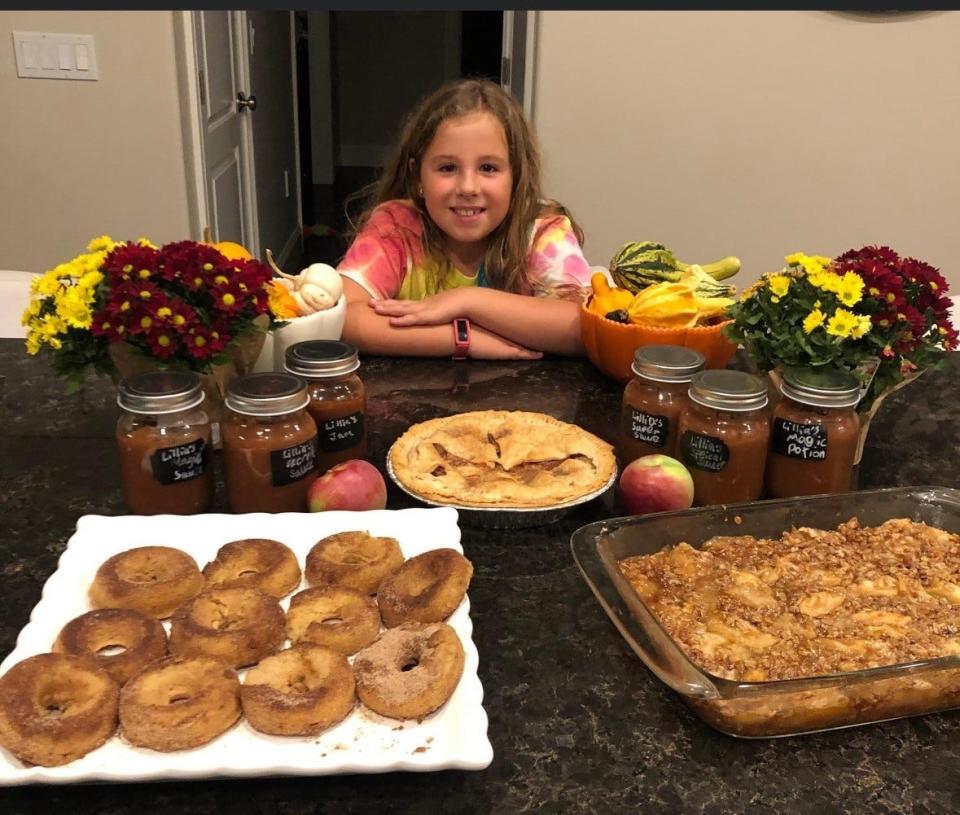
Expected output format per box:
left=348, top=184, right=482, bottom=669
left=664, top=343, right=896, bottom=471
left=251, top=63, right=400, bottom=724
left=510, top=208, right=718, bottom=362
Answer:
left=419, top=111, right=513, bottom=267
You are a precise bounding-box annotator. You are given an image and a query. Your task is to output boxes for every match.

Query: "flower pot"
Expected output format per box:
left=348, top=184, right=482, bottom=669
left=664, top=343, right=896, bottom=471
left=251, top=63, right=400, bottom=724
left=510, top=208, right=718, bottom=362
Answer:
left=580, top=303, right=736, bottom=384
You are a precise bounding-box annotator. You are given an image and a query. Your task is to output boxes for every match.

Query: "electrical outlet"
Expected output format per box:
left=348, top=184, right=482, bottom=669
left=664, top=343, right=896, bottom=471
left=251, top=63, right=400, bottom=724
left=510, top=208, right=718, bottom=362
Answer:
left=14, top=31, right=98, bottom=80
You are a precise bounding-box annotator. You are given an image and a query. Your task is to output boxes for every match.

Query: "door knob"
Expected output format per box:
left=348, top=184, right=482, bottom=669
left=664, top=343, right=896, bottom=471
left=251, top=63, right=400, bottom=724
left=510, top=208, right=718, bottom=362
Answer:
left=236, top=92, right=257, bottom=112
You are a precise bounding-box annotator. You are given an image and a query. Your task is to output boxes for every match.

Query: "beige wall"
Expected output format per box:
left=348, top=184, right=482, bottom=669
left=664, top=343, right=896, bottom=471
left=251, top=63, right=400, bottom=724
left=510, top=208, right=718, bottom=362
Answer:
left=533, top=11, right=960, bottom=289
left=0, top=10, right=190, bottom=275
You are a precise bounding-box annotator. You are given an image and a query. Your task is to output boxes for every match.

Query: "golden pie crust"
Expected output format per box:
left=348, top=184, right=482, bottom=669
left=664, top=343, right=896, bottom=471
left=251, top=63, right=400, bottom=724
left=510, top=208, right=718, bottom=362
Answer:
left=389, top=410, right=616, bottom=509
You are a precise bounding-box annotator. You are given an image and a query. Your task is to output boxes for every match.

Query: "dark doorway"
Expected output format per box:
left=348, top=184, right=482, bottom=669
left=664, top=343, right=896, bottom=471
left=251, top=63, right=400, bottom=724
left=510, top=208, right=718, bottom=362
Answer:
left=294, top=11, right=503, bottom=270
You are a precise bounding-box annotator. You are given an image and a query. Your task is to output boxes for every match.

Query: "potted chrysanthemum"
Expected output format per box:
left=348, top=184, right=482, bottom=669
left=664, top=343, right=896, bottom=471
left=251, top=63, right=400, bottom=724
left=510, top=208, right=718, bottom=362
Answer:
left=725, top=246, right=956, bottom=461
left=21, top=235, right=293, bottom=420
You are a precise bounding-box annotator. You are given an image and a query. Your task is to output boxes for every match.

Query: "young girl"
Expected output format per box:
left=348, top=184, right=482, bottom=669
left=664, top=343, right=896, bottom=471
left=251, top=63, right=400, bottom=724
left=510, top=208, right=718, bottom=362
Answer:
left=336, top=78, right=593, bottom=360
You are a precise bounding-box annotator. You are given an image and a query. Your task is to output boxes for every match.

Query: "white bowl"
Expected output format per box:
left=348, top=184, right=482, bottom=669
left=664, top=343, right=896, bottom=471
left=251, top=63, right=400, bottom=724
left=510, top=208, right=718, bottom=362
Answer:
left=252, top=295, right=347, bottom=373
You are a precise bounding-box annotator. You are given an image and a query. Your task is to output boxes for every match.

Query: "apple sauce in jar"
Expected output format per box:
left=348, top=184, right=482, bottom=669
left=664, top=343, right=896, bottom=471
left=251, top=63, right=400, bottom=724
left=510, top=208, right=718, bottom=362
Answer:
left=116, top=371, right=214, bottom=515
left=222, top=372, right=318, bottom=513
left=678, top=370, right=770, bottom=506
left=765, top=367, right=861, bottom=498
left=620, top=345, right=705, bottom=463
left=284, top=340, right=367, bottom=474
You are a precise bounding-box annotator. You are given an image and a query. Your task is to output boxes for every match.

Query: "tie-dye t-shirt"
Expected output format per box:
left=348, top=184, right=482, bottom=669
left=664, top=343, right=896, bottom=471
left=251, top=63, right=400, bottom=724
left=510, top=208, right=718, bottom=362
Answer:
left=337, top=200, right=592, bottom=301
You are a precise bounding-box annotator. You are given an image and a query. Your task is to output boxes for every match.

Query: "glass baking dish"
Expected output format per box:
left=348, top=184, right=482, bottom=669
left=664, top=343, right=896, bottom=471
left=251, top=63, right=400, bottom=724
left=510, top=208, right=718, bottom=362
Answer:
left=571, top=486, right=960, bottom=738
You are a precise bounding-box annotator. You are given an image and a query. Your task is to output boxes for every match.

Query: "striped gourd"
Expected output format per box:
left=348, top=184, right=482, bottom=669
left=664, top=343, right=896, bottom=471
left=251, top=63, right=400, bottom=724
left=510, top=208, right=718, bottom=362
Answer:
left=609, top=241, right=683, bottom=293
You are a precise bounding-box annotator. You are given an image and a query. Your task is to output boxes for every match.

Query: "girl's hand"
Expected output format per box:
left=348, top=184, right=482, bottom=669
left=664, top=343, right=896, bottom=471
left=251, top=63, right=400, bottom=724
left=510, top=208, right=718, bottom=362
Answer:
left=370, top=290, right=467, bottom=326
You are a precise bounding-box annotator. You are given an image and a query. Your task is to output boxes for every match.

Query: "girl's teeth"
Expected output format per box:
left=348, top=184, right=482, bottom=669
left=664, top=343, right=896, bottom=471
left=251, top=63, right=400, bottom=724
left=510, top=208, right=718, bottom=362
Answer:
left=454, top=208, right=482, bottom=215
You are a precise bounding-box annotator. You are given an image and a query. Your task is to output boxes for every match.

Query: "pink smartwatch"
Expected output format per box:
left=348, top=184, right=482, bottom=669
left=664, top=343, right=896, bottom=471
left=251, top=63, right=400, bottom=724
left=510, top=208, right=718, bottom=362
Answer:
left=452, top=317, right=471, bottom=360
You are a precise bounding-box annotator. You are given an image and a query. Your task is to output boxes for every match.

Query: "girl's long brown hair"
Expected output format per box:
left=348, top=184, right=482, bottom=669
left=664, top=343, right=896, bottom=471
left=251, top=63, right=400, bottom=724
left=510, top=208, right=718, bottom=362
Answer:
left=346, top=78, right=584, bottom=296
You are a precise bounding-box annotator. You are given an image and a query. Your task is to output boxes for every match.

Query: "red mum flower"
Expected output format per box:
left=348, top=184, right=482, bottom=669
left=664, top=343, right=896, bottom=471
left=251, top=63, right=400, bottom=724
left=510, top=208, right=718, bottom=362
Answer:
left=101, top=242, right=160, bottom=285
left=185, top=324, right=217, bottom=360
left=145, top=327, right=178, bottom=359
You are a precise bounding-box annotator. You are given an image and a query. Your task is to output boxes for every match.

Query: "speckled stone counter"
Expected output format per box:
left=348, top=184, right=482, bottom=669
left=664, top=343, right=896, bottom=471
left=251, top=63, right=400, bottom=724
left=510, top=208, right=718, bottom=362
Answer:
left=1, top=339, right=959, bottom=814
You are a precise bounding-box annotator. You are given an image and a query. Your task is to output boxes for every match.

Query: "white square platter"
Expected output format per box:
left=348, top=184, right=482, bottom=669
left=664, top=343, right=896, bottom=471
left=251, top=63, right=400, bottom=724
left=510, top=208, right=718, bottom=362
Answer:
left=0, top=507, right=493, bottom=785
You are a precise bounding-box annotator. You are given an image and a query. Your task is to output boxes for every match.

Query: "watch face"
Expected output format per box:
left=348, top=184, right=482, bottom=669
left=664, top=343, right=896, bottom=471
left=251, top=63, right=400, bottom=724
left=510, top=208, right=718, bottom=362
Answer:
left=456, top=320, right=469, bottom=342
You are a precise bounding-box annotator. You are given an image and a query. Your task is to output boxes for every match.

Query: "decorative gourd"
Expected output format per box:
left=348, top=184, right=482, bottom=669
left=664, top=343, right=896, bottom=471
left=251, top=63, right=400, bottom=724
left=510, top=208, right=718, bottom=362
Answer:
left=201, top=226, right=252, bottom=261
left=266, top=249, right=343, bottom=315
left=610, top=240, right=740, bottom=297
left=588, top=272, right=634, bottom=318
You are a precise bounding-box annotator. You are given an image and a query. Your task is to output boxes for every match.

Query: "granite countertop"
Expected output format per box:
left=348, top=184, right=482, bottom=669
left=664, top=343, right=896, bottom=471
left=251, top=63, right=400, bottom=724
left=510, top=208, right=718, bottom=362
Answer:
left=1, top=339, right=959, bottom=814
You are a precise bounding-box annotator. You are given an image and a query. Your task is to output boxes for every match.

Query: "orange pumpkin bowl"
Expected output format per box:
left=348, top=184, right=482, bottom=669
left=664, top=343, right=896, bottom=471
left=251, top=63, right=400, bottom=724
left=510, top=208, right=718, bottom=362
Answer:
left=580, top=302, right=737, bottom=384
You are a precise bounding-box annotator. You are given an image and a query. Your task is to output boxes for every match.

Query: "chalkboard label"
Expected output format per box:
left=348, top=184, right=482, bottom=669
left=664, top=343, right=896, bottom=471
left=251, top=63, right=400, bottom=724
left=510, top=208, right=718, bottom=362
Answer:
left=150, top=438, right=208, bottom=484
left=270, top=436, right=318, bottom=487
left=319, top=411, right=365, bottom=453
left=679, top=431, right=730, bottom=473
left=773, top=418, right=827, bottom=460
left=624, top=408, right=668, bottom=449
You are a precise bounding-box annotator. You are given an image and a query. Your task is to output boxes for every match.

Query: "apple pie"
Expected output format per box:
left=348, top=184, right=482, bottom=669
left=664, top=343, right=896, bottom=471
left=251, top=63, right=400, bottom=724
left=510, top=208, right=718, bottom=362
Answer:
left=389, top=410, right=617, bottom=509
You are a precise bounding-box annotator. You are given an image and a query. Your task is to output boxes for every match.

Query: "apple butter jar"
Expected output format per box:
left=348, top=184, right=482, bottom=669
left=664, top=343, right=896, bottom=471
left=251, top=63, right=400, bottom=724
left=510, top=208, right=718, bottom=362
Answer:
left=620, top=345, right=705, bottom=462
left=765, top=367, right=861, bottom=498
left=221, top=372, right=319, bottom=513
left=678, top=370, right=770, bottom=506
left=116, top=371, right=214, bottom=515
left=284, top=340, right=367, bottom=473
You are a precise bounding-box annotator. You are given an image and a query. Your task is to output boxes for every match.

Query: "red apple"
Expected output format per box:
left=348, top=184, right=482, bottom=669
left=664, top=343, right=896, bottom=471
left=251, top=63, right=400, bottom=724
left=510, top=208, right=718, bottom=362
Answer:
left=616, top=454, right=694, bottom=515
left=307, top=459, right=387, bottom=512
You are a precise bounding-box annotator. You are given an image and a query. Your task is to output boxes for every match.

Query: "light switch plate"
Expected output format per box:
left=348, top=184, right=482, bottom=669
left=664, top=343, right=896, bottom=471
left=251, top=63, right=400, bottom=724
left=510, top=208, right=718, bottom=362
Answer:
left=13, top=31, right=98, bottom=80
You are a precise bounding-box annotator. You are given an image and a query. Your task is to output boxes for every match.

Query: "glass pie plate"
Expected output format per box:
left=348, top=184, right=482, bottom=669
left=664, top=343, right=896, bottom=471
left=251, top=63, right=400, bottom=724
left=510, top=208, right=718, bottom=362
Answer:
left=385, top=444, right=617, bottom=529
left=571, top=485, right=960, bottom=738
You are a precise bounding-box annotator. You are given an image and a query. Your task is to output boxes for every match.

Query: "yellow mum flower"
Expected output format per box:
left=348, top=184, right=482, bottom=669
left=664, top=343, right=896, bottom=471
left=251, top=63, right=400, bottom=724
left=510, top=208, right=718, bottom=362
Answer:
left=836, top=272, right=864, bottom=307
left=825, top=308, right=859, bottom=338
left=768, top=274, right=790, bottom=298
left=21, top=299, right=42, bottom=325
left=87, top=235, right=115, bottom=253
left=849, top=314, right=872, bottom=340
left=77, top=270, right=103, bottom=293
left=25, top=332, right=41, bottom=355
left=803, top=309, right=825, bottom=333
left=55, top=287, right=93, bottom=329
left=784, top=252, right=805, bottom=266
left=35, top=271, right=62, bottom=297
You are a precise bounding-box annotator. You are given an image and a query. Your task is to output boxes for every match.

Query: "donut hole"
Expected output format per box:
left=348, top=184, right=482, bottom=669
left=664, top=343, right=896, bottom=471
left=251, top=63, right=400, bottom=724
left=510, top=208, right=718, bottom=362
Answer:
left=96, top=643, right=128, bottom=657
left=40, top=696, right=70, bottom=717
left=321, top=616, right=344, bottom=627
left=237, top=568, right=260, bottom=578
left=400, top=658, right=419, bottom=673
left=167, top=691, right=192, bottom=705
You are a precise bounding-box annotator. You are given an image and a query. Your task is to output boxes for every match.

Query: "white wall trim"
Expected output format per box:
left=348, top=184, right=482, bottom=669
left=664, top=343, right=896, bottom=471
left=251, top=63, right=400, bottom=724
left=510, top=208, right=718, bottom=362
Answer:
left=173, top=11, right=207, bottom=241
left=339, top=143, right=388, bottom=168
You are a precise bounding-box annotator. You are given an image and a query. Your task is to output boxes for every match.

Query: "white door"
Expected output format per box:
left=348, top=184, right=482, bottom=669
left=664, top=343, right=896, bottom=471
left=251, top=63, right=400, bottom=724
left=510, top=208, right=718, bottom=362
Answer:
left=193, top=11, right=260, bottom=256
left=501, top=11, right=536, bottom=118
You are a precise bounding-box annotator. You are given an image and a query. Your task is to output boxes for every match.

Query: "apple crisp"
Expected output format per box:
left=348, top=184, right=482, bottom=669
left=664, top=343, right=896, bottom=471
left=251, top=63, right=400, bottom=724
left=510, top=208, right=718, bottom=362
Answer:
left=619, top=517, right=960, bottom=682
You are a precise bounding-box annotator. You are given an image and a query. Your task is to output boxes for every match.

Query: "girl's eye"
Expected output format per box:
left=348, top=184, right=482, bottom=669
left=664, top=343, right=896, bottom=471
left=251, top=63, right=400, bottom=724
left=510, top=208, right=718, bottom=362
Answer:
left=437, top=164, right=456, bottom=173
left=480, top=164, right=500, bottom=173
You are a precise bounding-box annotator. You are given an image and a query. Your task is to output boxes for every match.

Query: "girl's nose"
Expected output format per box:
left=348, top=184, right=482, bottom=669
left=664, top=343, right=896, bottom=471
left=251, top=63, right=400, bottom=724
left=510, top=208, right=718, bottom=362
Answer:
left=457, top=170, right=478, bottom=196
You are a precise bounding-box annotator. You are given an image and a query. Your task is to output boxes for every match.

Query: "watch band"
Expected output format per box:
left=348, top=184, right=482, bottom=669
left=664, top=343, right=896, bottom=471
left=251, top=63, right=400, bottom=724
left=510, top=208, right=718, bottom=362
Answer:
left=452, top=317, right=471, bottom=361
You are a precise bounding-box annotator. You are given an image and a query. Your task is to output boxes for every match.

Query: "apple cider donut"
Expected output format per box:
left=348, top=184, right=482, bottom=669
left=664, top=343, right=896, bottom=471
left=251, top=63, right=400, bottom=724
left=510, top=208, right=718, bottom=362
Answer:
left=202, top=538, right=302, bottom=599
left=0, top=652, right=119, bottom=767
left=54, top=608, right=168, bottom=686
left=286, top=586, right=380, bottom=655
left=305, top=531, right=404, bottom=594
left=353, top=622, right=464, bottom=720
left=241, top=644, right=356, bottom=736
left=89, top=546, right=204, bottom=619
left=377, top=548, right=473, bottom=628
left=119, top=656, right=240, bottom=751
left=169, top=587, right=285, bottom=669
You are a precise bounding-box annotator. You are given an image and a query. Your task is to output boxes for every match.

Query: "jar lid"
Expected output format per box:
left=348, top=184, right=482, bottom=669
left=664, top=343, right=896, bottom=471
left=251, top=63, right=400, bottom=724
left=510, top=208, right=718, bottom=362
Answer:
left=225, top=372, right=309, bottom=416
left=117, top=370, right=205, bottom=415
left=781, top=367, right=861, bottom=408
left=688, top=370, right=769, bottom=411
left=283, top=340, right=360, bottom=378
left=631, top=344, right=706, bottom=383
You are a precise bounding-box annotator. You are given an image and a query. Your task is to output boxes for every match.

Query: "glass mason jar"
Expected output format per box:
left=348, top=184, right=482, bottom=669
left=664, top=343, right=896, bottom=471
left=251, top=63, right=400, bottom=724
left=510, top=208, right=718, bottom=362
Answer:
left=620, top=345, right=705, bottom=462
left=765, top=367, right=861, bottom=498
left=116, top=370, right=214, bottom=515
left=678, top=370, right=771, bottom=506
left=284, top=340, right=367, bottom=474
left=221, top=372, right=319, bottom=513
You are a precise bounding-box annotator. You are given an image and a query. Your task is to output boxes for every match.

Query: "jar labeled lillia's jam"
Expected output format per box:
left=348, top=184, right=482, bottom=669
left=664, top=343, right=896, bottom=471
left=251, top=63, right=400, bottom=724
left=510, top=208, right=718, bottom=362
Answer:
left=116, top=371, right=214, bottom=515
left=678, top=370, right=771, bottom=506
left=284, top=340, right=367, bottom=474
left=620, top=345, right=705, bottom=462
left=765, top=367, right=861, bottom=498
left=221, top=372, right=318, bottom=513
